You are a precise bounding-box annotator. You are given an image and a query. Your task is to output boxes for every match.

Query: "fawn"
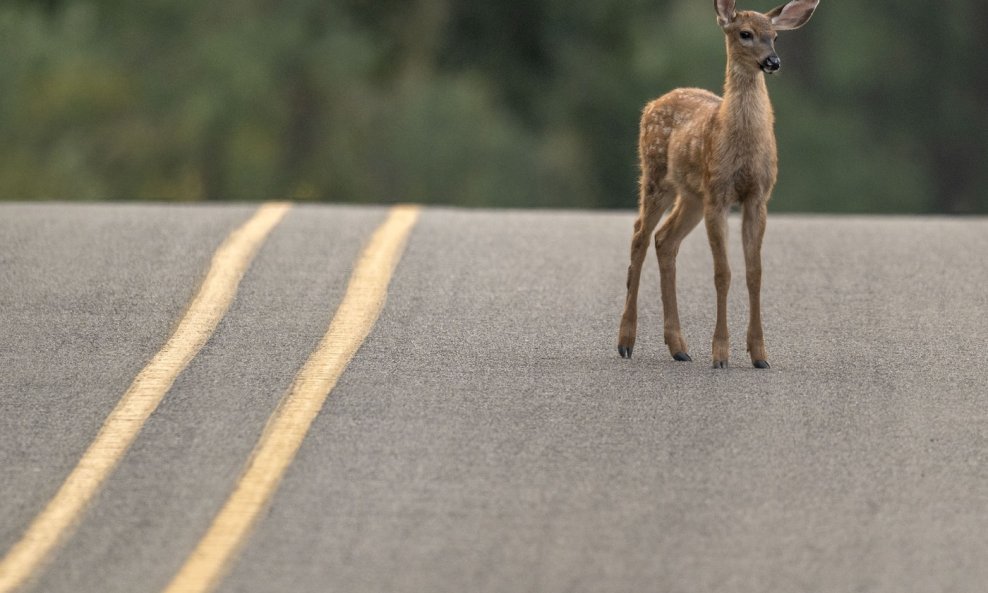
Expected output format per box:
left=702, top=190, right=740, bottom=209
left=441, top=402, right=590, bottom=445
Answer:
left=617, top=0, right=818, bottom=369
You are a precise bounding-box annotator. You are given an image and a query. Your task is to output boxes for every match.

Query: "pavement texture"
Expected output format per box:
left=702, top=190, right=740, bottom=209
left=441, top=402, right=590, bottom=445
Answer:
left=1, top=203, right=987, bottom=593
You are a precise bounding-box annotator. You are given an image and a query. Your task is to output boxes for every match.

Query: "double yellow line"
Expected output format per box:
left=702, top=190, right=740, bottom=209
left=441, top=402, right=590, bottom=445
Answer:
left=0, top=203, right=421, bottom=593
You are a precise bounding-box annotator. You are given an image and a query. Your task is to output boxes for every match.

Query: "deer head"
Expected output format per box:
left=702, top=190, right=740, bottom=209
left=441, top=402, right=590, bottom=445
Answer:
left=714, top=0, right=819, bottom=74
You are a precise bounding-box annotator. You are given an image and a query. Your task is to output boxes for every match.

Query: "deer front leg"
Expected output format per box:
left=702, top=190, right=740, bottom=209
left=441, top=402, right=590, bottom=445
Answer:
left=742, top=199, right=770, bottom=369
left=705, top=205, right=731, bottom=368
left=655, top=195, right=704, bottom=362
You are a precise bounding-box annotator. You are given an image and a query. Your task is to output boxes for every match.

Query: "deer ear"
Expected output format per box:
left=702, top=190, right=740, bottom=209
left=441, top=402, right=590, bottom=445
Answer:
left=714, top=0, right=737, bottom=27
left=767, top=0, right=819, bottom=31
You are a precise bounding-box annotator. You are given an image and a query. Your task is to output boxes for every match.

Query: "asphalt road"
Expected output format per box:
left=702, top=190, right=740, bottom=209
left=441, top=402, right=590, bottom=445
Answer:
left=1, top=203, right=987, bottom=593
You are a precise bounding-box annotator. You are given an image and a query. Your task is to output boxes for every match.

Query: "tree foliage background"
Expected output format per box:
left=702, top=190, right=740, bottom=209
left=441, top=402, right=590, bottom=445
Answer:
left=1, top=0, right=985, bottom=213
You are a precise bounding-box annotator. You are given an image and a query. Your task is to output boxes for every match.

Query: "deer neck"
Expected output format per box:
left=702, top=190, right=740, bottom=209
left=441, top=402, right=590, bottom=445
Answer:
left=719, top=63, right=774, bottom=143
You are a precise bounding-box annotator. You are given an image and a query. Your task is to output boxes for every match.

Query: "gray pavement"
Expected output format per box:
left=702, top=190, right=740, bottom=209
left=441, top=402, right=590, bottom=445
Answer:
left=1, top=203, right=987, bottom=593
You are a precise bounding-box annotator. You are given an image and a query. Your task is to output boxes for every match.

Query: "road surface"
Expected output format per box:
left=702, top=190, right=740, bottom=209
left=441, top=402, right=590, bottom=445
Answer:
left=1, top=203, right=987, bottom=593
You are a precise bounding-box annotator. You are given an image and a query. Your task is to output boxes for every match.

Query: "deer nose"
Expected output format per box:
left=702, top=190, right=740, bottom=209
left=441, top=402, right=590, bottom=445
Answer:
left=762, top=55, right=781, bottom=72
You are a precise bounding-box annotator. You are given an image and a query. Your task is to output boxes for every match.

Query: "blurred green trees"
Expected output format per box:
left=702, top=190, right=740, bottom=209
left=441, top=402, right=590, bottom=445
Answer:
left=0, top=0, right=985, bottom=213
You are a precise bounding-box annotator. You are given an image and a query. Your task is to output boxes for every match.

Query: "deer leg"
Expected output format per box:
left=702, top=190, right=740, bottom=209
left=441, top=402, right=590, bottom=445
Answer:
left=618, top=187, right=665, bottom=359
left=742, top=199, right=770, bottom=369
left=654, top=194, right=704, bottom=362
left=705, top=204, right=731, bottom=368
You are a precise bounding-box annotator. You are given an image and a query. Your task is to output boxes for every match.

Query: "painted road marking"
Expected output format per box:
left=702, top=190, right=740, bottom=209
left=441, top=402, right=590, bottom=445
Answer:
left=161, top=204, right=421, bottom=593
left=0, top=203, right=292, bottom=593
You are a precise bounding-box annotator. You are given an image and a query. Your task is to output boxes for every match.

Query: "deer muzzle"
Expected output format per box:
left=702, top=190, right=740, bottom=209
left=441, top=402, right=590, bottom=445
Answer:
left=761, top=55, right=781, bottom=73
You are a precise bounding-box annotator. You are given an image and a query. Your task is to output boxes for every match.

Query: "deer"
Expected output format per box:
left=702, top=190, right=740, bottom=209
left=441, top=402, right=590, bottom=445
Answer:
left=617, top=0, right=818, bottom=369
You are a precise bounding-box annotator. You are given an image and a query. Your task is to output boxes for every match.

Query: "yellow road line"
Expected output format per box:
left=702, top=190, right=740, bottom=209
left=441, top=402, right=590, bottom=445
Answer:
left=0, top=202, right=291, bottom=593
left=162, top=204, right=421, bottom=593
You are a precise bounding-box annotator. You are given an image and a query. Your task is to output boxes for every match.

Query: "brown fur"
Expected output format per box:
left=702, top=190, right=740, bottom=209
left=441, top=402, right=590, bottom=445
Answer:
left=617, top=0, right=818, bottom=368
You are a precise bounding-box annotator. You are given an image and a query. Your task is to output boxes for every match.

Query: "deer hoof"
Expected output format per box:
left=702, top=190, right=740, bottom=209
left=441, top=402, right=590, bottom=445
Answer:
left=753, top=360, right=771, bottom=369
left=618, top=345, right=634, bottom=359
left=713, top=360, right=729, bottom=369
left=673, top=352, right=692, bottom=362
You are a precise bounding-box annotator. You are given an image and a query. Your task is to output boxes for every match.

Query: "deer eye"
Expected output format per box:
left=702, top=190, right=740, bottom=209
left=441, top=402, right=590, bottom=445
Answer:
left=739, top=30, right=754, bottom=41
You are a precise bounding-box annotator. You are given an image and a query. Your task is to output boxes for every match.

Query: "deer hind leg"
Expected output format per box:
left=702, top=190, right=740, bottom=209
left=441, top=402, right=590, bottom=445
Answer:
left=705, top=203, right=731, bottom=368
left=617, top=179, right=671, bottom=359
left=742, top=199, right=770, bottom=369
left=654, top=192, right=704, bottom=362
